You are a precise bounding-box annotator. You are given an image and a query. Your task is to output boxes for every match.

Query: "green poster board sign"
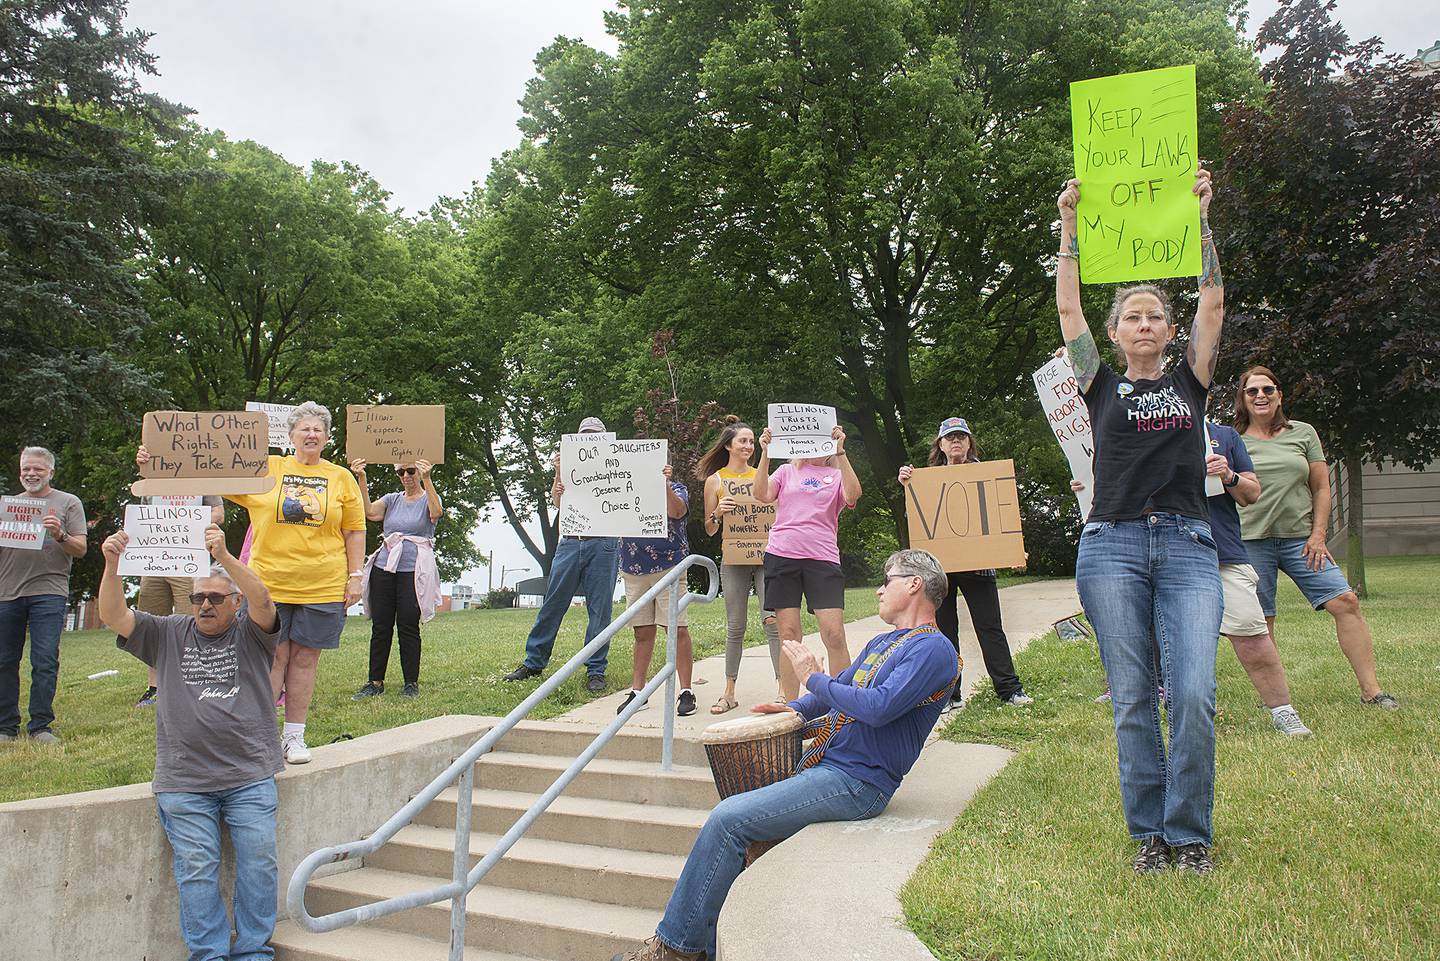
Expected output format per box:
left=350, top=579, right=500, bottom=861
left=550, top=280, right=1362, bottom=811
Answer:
left=1070, top=64, right=1200, bottom=284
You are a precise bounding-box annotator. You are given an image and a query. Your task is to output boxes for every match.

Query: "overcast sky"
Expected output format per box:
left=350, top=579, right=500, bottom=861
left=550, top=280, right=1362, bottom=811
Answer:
left=120, top=0, right=1434, bottom=591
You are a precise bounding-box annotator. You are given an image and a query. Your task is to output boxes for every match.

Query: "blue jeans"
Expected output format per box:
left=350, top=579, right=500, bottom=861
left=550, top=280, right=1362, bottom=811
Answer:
left=522, top=536, right=619, bottom=675
left=1243, top=535, right=1354, bottom=616
left=1076, top=514, right=1222, bottom=847
left=155, top=777, right=279, bottom=961
left=656, top=764, right=890, bottom=958
left=0, top=593, right=66, bottom=736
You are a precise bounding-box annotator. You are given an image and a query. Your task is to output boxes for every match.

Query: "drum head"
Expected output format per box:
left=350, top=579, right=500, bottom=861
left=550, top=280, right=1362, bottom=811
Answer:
left=699, top=710, right=803, bottom=744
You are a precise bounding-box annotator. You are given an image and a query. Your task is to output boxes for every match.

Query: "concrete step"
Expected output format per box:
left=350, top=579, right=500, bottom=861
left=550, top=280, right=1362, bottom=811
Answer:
left=366, top=823, right=686, bottom=911
left=417, top=788, right=707, bottom=857
left=497, top=721, right=710, bottom=768
left=475, top=750, right=719, bottom=809
left=272, top=919, right=544, bottom=961
left=300, top=866, right=660, bottom=961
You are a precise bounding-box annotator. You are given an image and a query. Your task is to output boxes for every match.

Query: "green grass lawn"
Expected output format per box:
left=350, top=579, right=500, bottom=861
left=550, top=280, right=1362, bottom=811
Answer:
left=0, top=583, right=899, bottom=803
left=903, top=554, right=1439, bottom=961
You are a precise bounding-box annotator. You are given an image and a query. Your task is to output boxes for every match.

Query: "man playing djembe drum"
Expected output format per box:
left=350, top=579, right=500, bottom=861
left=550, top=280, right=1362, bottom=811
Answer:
left=613, top=549, right=960, bottom=961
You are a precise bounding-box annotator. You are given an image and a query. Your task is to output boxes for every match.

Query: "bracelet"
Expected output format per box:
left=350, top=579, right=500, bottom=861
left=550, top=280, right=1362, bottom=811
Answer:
left=1057, top=250, right=1079, bottom=259
left=348, top=571, right=363, bottom=578
left=1199, top=232, right=1214, bottom=243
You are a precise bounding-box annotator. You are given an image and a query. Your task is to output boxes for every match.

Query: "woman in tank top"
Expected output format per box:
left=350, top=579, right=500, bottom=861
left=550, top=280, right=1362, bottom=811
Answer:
left=697, top=417, right=782, bottom=713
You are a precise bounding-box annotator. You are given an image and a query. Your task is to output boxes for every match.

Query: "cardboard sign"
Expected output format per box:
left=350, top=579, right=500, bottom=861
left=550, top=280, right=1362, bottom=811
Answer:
left=904, top=460, right=1026, bottom=572
left=117, top=504, right=210, bottom=577
left=346, top=405, right=446, bottom=465
left=767, top=403, right=837, bottom=459
left=0, top=496, right=47, bottom=551
left=722, top=496, right=775, bottom=565
left=245, top=401, right=297, bottom=451
left=151, top=495, right=203, bottom=508
left=1070, top=64, right=1201, bottom=283
left=132, top=411, right=273, bottom=497
left=1203, top=421, right=1224, bottom=497
left=1033, top=356, right=1095, bottom=520
left=558, top=436, right=668, bottom=538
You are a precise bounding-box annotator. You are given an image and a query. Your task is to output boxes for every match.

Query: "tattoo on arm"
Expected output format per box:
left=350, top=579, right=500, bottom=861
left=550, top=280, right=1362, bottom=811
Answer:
left=1065, top=330, right=1101, bottom=393
left=1198, top=215, right=1222, bottom=290
left=1067, top=234, right=1079, bottom=257
left=1184, top=317, right=1218, bottom=382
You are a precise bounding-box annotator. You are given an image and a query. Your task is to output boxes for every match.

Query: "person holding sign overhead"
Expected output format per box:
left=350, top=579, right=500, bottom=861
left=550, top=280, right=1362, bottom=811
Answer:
left=348, top=457, right=443, bottom=701
left=144, top=402, right=367, bottom=764
left=0, top=447, right=86, bottom=745
left=1056, top=164, right=1225, bottom=875
left=753, top=422, right=860, bottom=700
left=697, top=417, right=782, bottom=714
left=898, top=418, right=1031, bottom=710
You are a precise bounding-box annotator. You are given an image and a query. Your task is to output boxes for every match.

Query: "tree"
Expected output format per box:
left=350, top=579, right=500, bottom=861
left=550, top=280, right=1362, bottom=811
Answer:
left=1218, top=0, right=1440, bottom=595
left=0, top=0, right=186, bottom=462
left=509, top=0, right=1262, bottom=550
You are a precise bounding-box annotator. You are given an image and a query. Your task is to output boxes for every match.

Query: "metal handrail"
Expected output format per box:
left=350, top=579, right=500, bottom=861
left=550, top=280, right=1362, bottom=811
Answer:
left=286, top=553, right=720, bottom=958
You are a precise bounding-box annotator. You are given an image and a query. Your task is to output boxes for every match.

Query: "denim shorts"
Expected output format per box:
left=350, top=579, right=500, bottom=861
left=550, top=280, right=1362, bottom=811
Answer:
left=1243, top=536, right=1353, bottom=617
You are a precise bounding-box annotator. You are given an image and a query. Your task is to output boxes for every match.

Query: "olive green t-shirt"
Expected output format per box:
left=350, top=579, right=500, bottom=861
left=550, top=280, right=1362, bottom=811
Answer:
left=1238, top=421, right=1326, bottom=540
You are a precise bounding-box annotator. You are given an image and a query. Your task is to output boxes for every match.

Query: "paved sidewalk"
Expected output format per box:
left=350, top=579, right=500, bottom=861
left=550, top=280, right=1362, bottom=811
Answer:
left=559, top=578, right=1080, bottom=734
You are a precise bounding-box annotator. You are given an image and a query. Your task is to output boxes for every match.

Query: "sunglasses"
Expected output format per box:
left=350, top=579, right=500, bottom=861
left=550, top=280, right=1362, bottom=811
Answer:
left=396, top=467, right=417, bottom=476
left=189, top=591, right=237, bottom=607
left=881, top=573, right=918, bottom=588
left=1244, top=385, right=1278, bottom=398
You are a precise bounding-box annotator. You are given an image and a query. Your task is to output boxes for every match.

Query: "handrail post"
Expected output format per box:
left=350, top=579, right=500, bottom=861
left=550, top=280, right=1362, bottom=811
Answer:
left=449, top=764, right=474, bottom=961
left=662, top=569, right=679, bottom=772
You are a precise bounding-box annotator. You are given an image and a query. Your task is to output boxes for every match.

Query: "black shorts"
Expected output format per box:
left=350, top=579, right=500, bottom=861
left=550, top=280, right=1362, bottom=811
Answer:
left=763, top=552, right=845, bottom=612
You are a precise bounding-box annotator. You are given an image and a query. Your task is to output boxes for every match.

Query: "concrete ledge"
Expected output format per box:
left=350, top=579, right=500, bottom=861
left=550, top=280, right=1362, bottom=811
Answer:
left=716, top=741, right=1013, bottom=960
left=0, top=714, right=498, bottom=961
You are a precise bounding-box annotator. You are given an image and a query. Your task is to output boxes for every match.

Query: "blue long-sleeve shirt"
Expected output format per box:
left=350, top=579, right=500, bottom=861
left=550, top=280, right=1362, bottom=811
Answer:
left=789, top=626, right=958, bottom=795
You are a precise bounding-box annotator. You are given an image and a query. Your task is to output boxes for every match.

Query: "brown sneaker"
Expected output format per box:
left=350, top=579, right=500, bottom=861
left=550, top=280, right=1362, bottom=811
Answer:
left=610, top=934, right=703, bottom=961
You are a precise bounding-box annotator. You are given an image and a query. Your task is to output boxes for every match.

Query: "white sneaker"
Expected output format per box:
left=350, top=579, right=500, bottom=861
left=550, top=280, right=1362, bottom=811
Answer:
left=282, top=732, right=311, bottom=764
left=1002, top=692, right=1034, bottom=706
left=1271, top=707, right=1312, bottom=737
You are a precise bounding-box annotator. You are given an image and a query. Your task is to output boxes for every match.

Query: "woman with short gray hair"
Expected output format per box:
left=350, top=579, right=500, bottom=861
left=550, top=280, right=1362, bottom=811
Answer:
left=224, top=401, right=365, bottom=763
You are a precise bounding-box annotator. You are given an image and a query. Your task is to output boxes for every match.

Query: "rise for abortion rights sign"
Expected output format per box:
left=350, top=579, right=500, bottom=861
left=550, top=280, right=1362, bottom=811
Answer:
left=558, top=436, right=668, bottom=538
left=1033, top=355, right=1095, bottom=520
left=1070, top=64, right=1201, bottom=284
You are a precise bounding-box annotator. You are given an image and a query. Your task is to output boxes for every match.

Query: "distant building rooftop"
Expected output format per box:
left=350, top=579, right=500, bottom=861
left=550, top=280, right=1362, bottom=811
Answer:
left=1419, top=40, right=1440, bottom=67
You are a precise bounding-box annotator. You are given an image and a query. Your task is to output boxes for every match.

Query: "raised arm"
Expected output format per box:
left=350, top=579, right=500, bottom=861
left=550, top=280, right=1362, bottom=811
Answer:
left=833, top=426, right=861, bottom=506
left=416, top=459, right=442, bottom=522
left=1056, top=178, right=1101, bottom=394
left=205, top=525, right=276, bottom=633
left=1184, top=167, right=1223, bottom=388
left=98, top=531, right=136, bottom=639
left=349, top=458, right=386, bottom=522
left=662, top=466, right=688, bottom=519
left=751, top=428, right=775, bottom=504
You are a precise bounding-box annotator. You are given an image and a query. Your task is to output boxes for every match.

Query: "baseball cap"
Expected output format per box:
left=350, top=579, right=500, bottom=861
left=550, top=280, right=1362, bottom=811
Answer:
left=937, top=417, right=971, bottom=438
left=578, top=416, right=607, bottom=433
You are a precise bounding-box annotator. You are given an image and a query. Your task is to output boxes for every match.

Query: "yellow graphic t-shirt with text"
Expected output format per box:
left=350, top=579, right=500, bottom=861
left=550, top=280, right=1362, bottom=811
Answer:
left=228, top=455, right=365, bottom=604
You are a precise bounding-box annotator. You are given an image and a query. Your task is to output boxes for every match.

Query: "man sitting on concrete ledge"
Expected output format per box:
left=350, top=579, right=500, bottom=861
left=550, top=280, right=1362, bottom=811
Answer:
left=613, top=548, right=960, bottom=961
left=100, top=523, right=282, bottom=961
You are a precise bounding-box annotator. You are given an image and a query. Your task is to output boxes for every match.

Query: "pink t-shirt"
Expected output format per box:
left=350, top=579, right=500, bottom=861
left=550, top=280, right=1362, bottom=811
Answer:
left=765, top=463, right=849, bottom=564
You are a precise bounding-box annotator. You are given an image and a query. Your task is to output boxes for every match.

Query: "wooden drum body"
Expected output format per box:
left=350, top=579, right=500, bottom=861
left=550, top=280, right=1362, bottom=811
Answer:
left=699, top=712, right=804, bottom=866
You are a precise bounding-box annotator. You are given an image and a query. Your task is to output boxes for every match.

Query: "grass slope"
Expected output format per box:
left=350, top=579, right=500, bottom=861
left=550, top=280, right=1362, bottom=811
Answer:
left=903, top=554, right=1439, bottom=961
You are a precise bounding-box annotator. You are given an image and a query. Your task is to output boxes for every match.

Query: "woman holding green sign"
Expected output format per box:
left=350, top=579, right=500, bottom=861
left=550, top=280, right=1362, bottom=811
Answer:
left=1056, top=166, right=1225, bottom=876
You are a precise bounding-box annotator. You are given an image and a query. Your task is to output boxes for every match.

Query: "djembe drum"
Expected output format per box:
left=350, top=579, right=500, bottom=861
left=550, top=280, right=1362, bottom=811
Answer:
left=699, top=712, right=804, bottom=865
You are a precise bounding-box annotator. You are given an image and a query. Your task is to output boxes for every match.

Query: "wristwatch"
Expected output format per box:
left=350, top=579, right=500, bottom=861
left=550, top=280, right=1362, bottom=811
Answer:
left=1223, top=472, right=1241, bottom=488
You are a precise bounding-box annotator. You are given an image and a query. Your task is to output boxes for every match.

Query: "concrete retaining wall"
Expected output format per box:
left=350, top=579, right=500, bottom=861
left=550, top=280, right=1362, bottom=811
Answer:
left=0, top=715, right=496, bottom=961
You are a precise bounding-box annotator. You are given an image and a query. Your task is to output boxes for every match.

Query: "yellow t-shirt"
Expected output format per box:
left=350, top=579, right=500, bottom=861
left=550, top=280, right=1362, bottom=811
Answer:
left=716, top=466, right=758, bottom=499
left=228, top=455, right=365, bottom=604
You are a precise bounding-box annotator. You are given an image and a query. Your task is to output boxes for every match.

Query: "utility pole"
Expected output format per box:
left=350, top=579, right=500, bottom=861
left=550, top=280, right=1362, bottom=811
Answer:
left=487, top=550, right=494, bottom=592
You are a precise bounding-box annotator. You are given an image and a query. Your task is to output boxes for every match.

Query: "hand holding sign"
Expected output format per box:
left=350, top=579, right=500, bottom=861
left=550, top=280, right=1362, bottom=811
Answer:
left=132, top=411, right=272, bottom=497
left=1070, top=64, right=1201, bottom=283
left=766, top=404, right=838, bottom=460
left=118, top=504, right=210, bottom=576
left=0, top=496, right=46, bottom=550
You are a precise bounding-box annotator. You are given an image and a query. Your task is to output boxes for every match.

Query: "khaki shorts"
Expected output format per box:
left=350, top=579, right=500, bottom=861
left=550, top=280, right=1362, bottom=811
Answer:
left=1220, top=563, right=1268, bottom=637
left=622, top=569, right=688, bottom=629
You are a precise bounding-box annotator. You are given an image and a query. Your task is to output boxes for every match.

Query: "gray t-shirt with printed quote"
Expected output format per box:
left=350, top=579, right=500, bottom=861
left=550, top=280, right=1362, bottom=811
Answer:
left=118, top=609, right=282, bottom=793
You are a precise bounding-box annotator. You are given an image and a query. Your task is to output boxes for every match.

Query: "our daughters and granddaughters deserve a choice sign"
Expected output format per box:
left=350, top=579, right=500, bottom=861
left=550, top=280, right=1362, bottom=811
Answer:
left=558, top=436, right=669, bottom=538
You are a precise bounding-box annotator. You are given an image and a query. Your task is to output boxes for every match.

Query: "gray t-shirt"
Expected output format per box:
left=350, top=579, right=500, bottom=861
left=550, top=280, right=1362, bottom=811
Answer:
left=375, top=492, right=437, bottom=572
left=118, top=609, right=283, bottom=793
left=0, top=488, right=86, bottom=602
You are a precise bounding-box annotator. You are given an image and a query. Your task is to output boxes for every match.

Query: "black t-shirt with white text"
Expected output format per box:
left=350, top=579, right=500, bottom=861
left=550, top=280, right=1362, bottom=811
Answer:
left=1083, top=361, right=1210, bottom=522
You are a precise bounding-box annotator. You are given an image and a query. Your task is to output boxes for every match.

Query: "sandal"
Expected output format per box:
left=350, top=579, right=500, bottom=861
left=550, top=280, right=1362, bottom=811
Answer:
left=710, top=694, right=739, bottom=715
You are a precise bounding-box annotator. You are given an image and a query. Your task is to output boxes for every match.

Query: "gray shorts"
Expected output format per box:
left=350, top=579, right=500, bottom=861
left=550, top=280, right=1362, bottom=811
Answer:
left=276, top=602, right=346, bottom=650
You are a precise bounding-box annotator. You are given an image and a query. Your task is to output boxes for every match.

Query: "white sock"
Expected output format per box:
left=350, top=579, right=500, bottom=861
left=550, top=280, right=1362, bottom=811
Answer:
left=680, top=688, right=693, bottom=695
left=283, top=722, right=306, bottom=738
left=1269, top=704, right=1293, bottom=716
